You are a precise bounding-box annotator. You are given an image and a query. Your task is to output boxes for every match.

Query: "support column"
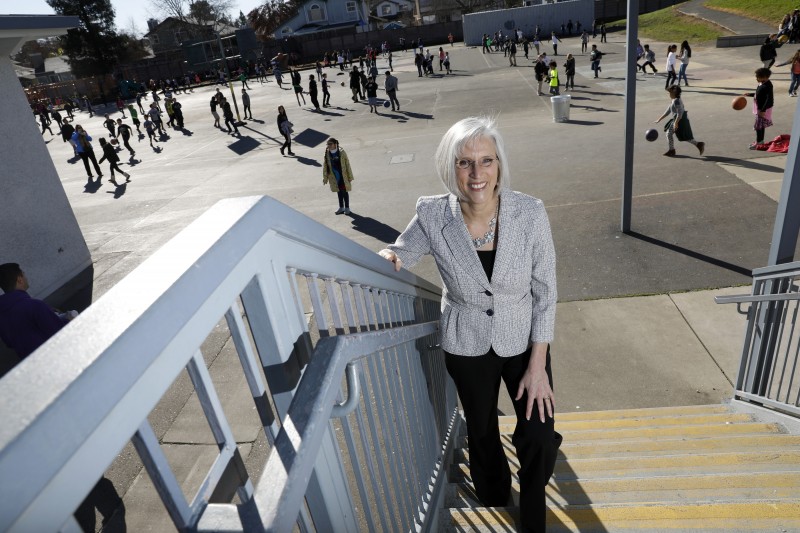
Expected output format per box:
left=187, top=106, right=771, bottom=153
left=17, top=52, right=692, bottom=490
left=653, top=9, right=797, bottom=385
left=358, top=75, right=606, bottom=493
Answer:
left=621, top=0, right=639, bottom=232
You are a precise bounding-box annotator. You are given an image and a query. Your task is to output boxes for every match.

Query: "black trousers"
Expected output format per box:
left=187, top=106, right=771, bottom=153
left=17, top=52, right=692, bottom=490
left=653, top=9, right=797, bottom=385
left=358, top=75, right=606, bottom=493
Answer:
left=445, top=346, right=560, bottom=533
left=79, top=150, right=102, bottom=177
left=337, top=190, right=349, bottom=208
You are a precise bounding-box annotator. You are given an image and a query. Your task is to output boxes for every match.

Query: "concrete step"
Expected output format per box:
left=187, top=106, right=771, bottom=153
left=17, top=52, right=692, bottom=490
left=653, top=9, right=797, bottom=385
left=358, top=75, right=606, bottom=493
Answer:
left=455, top=433, right=800, bottom=460
left=449, top=471, right=800, bottom=507
left=457, top=421, right=786, bottom=448
left=553, top=403, right=732, bottom=422
left=498, top=412, right=755, bottom=433
left=452, top=450, right=800, bottom=481
left=446, top=501, right=800, bottom=532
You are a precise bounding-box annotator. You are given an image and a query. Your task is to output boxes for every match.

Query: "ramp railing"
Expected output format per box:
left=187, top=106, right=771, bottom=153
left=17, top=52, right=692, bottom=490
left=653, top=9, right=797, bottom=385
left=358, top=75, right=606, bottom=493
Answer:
left=716, top=260, right=800, bottom=418
left=0, top=196, right=459, bottom=532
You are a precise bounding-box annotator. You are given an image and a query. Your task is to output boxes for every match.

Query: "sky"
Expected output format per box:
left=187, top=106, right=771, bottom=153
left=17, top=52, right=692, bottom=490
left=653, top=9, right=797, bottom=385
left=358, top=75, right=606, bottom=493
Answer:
left=3, top=0, right=266, bottom=35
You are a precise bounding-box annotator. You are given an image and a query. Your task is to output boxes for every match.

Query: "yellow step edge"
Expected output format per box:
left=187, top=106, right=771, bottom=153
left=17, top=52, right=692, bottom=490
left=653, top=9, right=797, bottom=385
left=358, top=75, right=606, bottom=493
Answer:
left=457, top=450, right=800, bottom=475
left=497, top=413, right=753, bottom=432
left=551, top=470, right=800, bottom=494
left=491, top=422, right=785, bottom=441
left=449, top=501, right=800, bottom=528
left=454, top=471, right=800, bottom=501
left=554, top=434, right=800, bottom=458
left=454, top=484, right=800, bottom=508
left=516, top=403, right=732, bottom=422
left=481, top=434, right=800, bottom=461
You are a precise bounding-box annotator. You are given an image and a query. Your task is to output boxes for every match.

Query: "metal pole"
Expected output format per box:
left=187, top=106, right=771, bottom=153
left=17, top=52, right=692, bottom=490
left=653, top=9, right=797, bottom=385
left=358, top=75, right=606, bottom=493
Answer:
left=621, top=0, right=639, bottom=232
left=767, top=96, right=800, bottom=265
left=216, top=33, right=243, bottom=123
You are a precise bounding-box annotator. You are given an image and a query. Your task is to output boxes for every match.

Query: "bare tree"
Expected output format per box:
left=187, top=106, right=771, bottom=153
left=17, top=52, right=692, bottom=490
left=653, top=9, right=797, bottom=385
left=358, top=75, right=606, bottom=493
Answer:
left=148, top=0, right=235, bottom=32
left=248, top=1, right=300, bottom=38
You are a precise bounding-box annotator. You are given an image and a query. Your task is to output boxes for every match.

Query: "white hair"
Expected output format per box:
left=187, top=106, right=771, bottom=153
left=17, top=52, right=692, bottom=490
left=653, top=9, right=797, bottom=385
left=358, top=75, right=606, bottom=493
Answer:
left=434, top=116, right=511, bottom=200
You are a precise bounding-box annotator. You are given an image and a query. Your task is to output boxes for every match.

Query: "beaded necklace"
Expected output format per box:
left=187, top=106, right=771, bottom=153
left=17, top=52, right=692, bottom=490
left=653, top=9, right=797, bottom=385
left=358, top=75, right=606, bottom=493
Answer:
left=471, top=205, right=499, bottom=248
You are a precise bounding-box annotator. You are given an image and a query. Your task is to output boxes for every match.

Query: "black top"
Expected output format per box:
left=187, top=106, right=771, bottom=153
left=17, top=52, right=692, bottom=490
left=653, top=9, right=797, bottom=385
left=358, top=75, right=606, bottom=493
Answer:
left=476, top=249, right=496, bottom=282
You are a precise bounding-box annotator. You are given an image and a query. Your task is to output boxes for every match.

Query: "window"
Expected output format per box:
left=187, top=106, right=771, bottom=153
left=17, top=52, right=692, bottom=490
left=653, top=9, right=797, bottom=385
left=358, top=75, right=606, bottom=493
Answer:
left=346, top=1, right=358, bottom=20
left=174, top=30, right=184, bottom=44
left=307, top=3, right=326, bottom=22
left=151, top=34, right=160, bottom=45
left=381, top=5, right=392, bottom=15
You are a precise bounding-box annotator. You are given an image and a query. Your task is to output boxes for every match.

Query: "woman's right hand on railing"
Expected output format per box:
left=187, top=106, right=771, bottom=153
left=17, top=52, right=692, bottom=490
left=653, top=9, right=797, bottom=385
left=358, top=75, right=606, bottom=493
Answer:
left=378, top=249, right=403, bottom=272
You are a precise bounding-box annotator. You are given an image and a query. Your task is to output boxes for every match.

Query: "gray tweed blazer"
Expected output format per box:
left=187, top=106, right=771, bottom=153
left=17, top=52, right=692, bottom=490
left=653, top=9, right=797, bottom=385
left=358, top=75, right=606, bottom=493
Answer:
left=388, top=190, right=557, bottom=357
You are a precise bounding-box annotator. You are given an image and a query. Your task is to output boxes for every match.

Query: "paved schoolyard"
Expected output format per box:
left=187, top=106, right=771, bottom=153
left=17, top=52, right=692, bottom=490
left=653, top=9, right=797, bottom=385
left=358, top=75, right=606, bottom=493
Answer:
left=41, top=32, right=800, bottom=531
left=48, top=35, right=795, bottom=304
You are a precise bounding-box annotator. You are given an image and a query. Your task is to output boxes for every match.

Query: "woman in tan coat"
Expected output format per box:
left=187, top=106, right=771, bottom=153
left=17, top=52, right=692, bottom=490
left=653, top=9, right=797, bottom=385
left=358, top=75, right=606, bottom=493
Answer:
left=322, top=138, right=354, bottom=214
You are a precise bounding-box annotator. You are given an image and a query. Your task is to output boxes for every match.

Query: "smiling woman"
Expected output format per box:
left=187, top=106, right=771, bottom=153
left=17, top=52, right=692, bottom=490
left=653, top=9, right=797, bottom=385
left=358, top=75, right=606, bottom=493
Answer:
left=378, top=116, right=561, bottom=533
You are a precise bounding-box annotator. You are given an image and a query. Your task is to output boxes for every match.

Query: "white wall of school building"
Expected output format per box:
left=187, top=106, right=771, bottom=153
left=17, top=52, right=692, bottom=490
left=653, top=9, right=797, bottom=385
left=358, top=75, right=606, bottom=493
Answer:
left=462, top=0, right=594, bottom=46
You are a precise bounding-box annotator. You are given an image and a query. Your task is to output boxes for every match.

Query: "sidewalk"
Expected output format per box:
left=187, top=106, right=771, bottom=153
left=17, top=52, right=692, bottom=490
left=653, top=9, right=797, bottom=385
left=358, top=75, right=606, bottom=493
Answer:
left=677, top=0, right=775, bottom=35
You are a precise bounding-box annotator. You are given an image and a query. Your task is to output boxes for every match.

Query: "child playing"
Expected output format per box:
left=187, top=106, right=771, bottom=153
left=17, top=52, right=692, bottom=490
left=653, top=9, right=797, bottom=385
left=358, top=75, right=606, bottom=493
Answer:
left=745, top=68, right=774, bottom=149
left=547, top=61, right=560, bottom=95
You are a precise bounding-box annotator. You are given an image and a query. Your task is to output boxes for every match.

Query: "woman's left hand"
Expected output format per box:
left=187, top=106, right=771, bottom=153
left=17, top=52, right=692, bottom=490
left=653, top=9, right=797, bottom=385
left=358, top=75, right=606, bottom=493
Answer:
left=516, top=344, right=554, bottom=423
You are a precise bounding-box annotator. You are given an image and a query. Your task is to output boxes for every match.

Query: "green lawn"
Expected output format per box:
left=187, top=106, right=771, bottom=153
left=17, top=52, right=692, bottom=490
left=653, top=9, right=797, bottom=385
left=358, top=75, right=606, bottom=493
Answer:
left=612, top=6, right=728, bottom=44
left=704, top=0, right=793, bottom=27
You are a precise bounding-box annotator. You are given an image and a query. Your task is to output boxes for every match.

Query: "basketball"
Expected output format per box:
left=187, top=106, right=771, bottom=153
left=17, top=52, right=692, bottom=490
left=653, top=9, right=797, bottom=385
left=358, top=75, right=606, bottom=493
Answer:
left=341, top=81, right=345, bottom=86
left=645, top=129, right=658, bottom=142
left=779, top=34, right=790, bottom=44
left=110, top=138, right=118, bottom=145
left=732, top=95, right=747, bottom=111
left=383, top=101, right=390, bottom=108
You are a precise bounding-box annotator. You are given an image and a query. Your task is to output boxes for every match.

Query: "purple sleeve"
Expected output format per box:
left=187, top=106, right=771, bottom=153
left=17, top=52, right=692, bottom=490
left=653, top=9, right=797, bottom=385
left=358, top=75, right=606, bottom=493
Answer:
left=31, top=300, right=67, bottom=340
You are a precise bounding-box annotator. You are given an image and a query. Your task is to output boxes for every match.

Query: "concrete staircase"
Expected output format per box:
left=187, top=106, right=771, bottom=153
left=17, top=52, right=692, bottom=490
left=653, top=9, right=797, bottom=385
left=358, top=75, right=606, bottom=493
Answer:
left=444, top=404, right=800, bottom=532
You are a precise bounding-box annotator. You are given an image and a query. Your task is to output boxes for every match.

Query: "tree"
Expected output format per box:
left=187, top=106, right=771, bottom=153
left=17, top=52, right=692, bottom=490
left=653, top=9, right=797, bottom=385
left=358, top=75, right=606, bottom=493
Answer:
left=46, top=0, right=125, bottom=77
left=237, top=10, right=248, bottom=28
left=247, top=1, right=301, bottom=38
left=149, top=0, right=235, bottom=33
left=12, top=38, right=62, bottom=67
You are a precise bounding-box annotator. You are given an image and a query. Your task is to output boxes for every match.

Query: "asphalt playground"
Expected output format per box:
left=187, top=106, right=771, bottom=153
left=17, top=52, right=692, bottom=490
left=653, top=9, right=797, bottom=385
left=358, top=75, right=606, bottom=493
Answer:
left=37, top=26, right=800, bottom=530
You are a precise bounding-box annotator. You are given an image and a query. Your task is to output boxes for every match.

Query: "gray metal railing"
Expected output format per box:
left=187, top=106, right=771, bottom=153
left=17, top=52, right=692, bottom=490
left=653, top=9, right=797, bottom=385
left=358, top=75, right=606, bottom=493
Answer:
left=716, top=260, right=800, bottom=418
left=0, top=196, right=459, bottom=532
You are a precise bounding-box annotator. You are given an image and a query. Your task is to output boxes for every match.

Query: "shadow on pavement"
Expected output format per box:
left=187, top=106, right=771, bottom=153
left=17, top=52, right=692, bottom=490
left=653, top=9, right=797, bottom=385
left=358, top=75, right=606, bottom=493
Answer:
left=227, top=136, right=261, bottom=155
left=347, top=212, right=401, bottom=243
left=83, top=176, right=103, bottom=194
left=564, top=120, right=604, bottom=126
left=294, top=155, right=321, bottom=167
left=74, top=476, right=126, bottom=533
left=294, top=128, right=330, bottom=148
left=703, top=155, right=785, bottom=173
left=401, top=110, right=434, bottom=120
left=626, top=231, right=752, bottom=277
left=107, top=182, right=127, bottom=199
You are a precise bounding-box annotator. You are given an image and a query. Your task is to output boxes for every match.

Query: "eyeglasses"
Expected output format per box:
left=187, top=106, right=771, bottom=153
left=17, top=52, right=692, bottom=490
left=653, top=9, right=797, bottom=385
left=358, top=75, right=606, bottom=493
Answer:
left=455, top=156, right=498, bottom=170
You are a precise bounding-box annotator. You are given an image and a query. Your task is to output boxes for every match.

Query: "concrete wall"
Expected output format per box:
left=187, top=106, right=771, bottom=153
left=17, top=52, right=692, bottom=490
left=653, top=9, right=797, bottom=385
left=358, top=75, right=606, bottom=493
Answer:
left=0, top=50, right=91, bottom=303
left=462, top=0, right=594, bottom=46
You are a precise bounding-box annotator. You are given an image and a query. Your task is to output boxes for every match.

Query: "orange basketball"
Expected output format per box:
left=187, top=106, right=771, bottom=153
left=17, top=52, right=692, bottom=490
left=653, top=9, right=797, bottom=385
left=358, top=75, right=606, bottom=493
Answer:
left=732, top=96, right=747, bottom=111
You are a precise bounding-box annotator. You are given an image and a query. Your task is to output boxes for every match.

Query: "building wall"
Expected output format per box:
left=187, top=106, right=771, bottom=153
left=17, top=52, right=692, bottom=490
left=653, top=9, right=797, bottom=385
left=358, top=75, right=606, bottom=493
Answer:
left=0, top=55, right=92, bottom=308
left=275, top=0, right=370, bottom=37
left=462, top=0, right=594, bottom=46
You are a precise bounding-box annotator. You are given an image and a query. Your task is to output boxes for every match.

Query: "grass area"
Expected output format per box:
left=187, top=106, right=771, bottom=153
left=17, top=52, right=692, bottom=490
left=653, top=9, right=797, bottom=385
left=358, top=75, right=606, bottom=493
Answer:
left=704, top=0, right=793, bottom=27
left=612, top=6, right=729, bottom=44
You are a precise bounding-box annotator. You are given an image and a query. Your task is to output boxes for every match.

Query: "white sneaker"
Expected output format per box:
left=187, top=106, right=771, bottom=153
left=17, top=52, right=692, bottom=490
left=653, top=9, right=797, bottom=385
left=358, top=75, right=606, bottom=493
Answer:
left=335, top=207, right=345, bottom=214
left=343, top=208, right=351, bottom=215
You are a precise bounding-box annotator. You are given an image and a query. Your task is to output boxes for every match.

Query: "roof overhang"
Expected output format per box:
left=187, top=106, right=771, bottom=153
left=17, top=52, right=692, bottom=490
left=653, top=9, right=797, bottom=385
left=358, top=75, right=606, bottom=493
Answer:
left=0, top=15, right=81, bottom=56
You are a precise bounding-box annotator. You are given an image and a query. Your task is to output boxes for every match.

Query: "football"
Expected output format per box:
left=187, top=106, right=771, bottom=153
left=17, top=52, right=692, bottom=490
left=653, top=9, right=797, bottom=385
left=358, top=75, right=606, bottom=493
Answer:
left=732, top=96, right=747, bottom=111
left=110, top=138, right=119, bottom=145
left=645, top=129, right=658, bottom=142
left=341, top=81, right=345, bottom=86
left=779, top=34, right=790, bottom=44
left=383, top=101, right=390, bottom=108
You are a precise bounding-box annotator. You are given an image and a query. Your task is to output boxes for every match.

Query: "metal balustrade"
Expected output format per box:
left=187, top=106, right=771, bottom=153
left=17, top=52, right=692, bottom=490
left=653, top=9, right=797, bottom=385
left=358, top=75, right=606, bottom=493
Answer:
left=0, top=196, right=459, bottom=532
left=716, top=260, right=800, bottom=418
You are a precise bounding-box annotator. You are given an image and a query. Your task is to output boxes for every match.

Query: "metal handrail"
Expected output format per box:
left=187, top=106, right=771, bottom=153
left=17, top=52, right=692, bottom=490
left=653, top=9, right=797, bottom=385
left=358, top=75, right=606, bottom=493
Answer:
left=0, top=196, right=456, bottom=532
left=716, top=260, right=800, bottom=418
